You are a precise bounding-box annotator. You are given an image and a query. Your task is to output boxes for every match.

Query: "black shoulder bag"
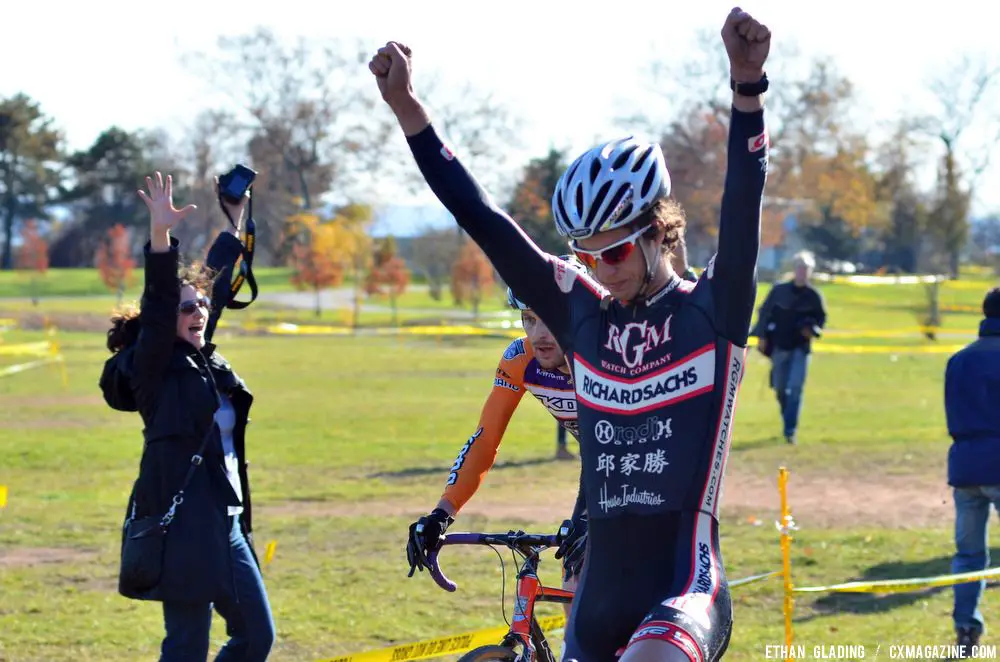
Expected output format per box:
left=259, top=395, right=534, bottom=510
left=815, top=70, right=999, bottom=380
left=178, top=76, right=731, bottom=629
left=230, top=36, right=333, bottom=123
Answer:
left=119, top=362, right=222, bottom=593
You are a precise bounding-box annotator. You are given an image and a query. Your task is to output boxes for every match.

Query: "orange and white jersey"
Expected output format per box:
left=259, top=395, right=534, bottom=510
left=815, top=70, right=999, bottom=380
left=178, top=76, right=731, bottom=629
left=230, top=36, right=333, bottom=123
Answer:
left=442, top=337, right=577, bottom=513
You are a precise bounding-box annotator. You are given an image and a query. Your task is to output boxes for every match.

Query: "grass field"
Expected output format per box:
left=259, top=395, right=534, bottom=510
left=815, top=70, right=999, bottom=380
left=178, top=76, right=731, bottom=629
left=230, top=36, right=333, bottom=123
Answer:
left=2, top=272, right=1000, bottom=661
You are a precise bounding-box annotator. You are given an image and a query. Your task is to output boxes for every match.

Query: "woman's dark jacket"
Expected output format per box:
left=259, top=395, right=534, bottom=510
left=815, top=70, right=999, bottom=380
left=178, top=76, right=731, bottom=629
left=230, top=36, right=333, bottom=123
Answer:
left=100, top=232, right=256, bottom=603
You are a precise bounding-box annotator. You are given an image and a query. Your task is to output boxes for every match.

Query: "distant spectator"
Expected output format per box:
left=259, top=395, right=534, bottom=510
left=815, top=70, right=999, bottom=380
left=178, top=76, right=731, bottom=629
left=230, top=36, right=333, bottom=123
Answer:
left=750, top=250, right=827, bottom=444
left=555, top=422, right=575, bottom=460
left=944, top=287, right=1000, bottom=655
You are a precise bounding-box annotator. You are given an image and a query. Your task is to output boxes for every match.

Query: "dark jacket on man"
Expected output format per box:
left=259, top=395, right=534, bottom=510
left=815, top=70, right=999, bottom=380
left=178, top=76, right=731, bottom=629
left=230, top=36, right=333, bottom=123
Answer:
left=750, top=280, right=827, bottom=353
left=100, top=232, right=256, bottom=603
left=945, top=316, right=1000, bottom=487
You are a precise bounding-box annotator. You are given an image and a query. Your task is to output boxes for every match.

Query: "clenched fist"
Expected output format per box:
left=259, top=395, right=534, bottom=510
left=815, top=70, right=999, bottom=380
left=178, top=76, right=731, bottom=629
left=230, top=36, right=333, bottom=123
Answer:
left=721, top=7, right=771, bottom=82
left=369, top=41, right=414, bottom=108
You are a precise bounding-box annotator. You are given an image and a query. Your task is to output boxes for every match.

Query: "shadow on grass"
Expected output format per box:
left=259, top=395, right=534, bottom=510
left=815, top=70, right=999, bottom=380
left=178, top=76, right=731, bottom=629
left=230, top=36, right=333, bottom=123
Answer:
left=797, top=549, right=1000, bottom=624
left=370, top=456, right=561, bottom=480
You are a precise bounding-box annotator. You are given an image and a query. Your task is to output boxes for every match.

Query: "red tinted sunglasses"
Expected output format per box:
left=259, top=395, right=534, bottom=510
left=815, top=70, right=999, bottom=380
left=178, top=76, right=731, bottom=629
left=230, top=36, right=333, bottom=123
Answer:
left=178, top=296, right=211, bottom=315
left=571, top=225, right=648, bottom=269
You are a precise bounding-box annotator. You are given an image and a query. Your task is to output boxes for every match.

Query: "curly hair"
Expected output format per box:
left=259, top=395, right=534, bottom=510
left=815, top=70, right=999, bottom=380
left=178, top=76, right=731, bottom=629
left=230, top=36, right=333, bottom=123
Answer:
left=107, top=304, right=141, bottom=353
left=105, top=260, right=218, bottom=354
left=626, top=198, right=687, bottom=255
left=179, top=260, right=216, bottom=296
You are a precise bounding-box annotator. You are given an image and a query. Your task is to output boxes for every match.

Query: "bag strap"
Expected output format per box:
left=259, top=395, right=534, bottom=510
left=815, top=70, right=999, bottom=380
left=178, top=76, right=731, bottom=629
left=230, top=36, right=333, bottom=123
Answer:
left=157, top=354, right=224, bottom=530
left=218, top=192, right=258, bottom=310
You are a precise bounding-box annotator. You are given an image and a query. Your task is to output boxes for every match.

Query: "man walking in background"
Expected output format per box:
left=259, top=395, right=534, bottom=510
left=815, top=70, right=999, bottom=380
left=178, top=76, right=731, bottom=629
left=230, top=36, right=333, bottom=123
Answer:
left=751, top=250, right=826, bottom=444
left=945, top=287, right=1000, bottom=655
left=555, top=423, right=574, bottom=460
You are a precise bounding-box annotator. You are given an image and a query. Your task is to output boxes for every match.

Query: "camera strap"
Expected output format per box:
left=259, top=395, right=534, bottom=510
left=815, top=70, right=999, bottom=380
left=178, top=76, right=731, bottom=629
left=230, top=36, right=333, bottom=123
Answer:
left=218, top=192, right=258, bottom=310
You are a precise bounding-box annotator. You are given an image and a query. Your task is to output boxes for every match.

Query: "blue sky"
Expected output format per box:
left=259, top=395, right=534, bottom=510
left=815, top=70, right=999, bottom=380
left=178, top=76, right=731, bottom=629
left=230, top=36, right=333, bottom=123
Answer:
left=3, top=0, right=998, bottom=236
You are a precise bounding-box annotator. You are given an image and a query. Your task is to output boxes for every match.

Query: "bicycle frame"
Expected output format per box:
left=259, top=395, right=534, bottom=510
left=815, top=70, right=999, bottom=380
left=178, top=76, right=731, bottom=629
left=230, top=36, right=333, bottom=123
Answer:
left=507, top=547, right=574, bottom=661
left=426, top=529, right=576, bottom=662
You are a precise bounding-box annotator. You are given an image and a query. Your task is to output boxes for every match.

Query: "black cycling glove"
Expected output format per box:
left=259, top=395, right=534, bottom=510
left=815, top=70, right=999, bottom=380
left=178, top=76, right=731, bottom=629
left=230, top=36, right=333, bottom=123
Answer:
left=406, top=508, right=454, bottom=577
left=554, top=516, right=588, bottom=582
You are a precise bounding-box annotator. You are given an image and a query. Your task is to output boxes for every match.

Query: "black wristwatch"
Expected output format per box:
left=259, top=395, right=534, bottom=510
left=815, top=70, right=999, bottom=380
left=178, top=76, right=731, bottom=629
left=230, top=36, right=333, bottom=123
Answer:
left=730, top=73, right=769, bottom=96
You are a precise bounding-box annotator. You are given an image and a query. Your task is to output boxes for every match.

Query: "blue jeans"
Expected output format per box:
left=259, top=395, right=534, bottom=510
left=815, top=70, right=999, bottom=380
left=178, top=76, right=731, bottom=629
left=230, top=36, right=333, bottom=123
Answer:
left=161, top=516, right=276, bottom=661
left=953, top=485, right=1000, bottom=634
left=770, top=347, right=810, bottom=437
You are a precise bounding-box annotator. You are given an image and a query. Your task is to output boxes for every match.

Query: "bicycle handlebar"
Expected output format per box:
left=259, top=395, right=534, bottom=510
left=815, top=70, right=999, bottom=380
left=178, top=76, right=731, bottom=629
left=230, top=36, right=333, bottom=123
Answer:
left=425, top=530, right=563, bottom=593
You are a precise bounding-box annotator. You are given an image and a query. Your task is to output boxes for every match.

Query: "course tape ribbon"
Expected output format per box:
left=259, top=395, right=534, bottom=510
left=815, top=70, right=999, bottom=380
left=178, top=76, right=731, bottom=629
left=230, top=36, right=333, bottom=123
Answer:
left=0, top=341, right=51, bottom=357
left=729, top=570, right=782, bottom=587
left=318, top=571, right=783, bottom=662
left=321, top=563, right=998, bottom=662
left=316, top=615, right=565, bottom=662
left=242, top=322, right=521, bottom=339
left=813, top=344, right=967, bottom=354
left=237, top=322, right=972, bottom=353
left=0, top=357, right=60, bottom=379
left=793, top=566, right=1000, bottom=594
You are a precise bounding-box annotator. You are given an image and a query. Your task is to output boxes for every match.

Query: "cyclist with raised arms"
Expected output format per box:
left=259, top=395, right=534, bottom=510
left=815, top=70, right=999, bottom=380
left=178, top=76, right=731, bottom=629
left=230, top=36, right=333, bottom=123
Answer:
left=406, top=258, right=592, bottom=617
left=372, top=8, right=770, bottom=660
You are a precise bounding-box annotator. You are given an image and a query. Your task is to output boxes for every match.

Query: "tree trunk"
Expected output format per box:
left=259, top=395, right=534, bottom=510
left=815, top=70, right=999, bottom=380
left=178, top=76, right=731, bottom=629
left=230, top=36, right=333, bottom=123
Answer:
left=949, top=249, right=961, bottom=280
left=314, top=286, right=322, bottom=317
left=353, top=263, right=363, bottom=333
left=1, top=195, right=15, bottom=271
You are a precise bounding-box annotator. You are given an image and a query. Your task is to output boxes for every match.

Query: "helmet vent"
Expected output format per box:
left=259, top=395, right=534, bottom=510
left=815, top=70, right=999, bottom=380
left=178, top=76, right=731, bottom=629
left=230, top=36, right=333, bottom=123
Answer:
left=640, top=167, right=657, bottom=199
left=633, top=145, right=654, bottom=172
left=588, top=158, right=602, bottom=184
left=586, top=181, right=613, bottom=226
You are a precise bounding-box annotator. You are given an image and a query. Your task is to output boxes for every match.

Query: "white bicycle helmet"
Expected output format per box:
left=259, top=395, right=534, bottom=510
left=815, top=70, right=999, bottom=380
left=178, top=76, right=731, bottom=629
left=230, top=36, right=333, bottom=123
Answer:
left=507, top=254, right=589, bottom=310
left=552, top=137, right=670, bottom=240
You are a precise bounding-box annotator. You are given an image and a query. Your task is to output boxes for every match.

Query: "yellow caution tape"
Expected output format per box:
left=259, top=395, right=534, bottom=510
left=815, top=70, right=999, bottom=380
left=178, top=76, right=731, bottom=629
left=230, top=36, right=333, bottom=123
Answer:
left=0, top=485, right=7, bottom=509
left=821, top=328, right=975, bottom=339
left=793, top=566, right=1000, bottom=593
left=242, top=322, right=521, bottom=339
left=813, top=344, right=967, bottom=354
left=248, top=322, right=352, bottom=336
left=247, top=321, right=973, bottom=348
left=811, top=273, right=944, bottom=285
left=0, top=357, right=60, bottom=378
left=316, top=616, right=565, bottom=662
left=317, top=569, right=784, bottom=662
left=0, top=341, right=51, bottom=357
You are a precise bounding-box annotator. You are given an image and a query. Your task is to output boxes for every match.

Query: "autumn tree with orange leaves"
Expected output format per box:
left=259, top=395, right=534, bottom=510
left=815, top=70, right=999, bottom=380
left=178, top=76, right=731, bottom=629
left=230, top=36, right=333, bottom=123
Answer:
left=451, top=238, right=495, bottom=321
left=506, top=148, right=571, bottom=254
left=95, top=224, right=136, bottom=305
left=658, top=108, right=729, bottom=257
left=287, top=205, right=372, bottom=318
left=16, top=219, right=49, bottom=306
left=364, top=236, right=410, bottom=326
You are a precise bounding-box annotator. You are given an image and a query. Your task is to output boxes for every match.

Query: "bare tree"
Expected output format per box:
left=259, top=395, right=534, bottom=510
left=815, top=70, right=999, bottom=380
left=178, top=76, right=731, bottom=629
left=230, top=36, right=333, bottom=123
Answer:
left=177, top=110, right=241, bottom=257
left=622, top=32, right=862, bottom=261
left=410, top=225, right=463, bottom=302
left=425, top=78, right=526, bottom=202
left=182, top=28, right=394, bottom=264
left=923, top=55, right=1000, bottom=278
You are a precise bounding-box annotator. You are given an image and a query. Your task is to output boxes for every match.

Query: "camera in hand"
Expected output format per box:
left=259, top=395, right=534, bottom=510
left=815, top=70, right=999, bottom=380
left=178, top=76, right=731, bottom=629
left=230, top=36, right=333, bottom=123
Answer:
left=218, top=164, right=257, bottom=205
